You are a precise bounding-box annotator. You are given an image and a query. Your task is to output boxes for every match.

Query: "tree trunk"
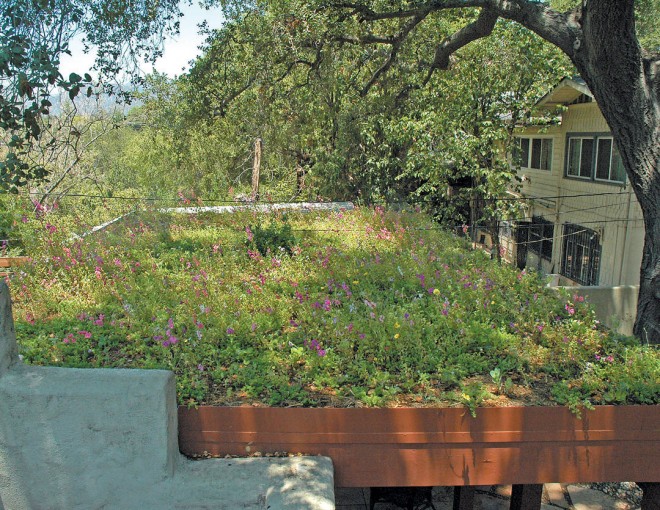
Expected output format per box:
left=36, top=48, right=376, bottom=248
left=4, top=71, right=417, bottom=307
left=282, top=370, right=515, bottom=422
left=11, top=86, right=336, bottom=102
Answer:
left=568, top=0, right=660, bottom=343
left=251, top=138, right=262, bottom=202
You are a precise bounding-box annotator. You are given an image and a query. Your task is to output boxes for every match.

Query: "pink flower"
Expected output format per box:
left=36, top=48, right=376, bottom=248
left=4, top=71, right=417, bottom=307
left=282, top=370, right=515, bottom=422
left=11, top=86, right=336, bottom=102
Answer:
left=245, top=226, right=254, bottom=242
left=77, top=330, right=92, bottom=339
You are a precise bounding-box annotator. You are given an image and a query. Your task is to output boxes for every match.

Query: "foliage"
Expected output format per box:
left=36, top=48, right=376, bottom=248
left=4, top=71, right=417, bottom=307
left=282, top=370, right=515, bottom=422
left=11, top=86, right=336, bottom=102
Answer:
left=177, top=2, right=572, bottom=228
left=10, top=206, right=659, bottom=410
left=246, top=217, right=297, bottom=256
left=0, top=0, right=183, bottom=190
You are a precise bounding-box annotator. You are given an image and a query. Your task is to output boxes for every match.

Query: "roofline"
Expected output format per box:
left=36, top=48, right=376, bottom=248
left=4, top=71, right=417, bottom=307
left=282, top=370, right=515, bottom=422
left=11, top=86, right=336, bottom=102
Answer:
left=535, top=77, right=593, bottom=108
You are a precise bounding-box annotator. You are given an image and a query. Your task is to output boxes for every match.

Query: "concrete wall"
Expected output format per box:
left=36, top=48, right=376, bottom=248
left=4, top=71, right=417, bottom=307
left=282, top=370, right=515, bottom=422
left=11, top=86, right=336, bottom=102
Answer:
left=0, top=282, right=334, bottom=510
left=560, top=285, right=639, bottom=337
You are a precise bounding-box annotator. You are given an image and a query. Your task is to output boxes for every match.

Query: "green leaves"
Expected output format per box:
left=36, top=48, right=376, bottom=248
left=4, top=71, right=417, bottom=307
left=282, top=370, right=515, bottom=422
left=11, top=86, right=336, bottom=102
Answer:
left=1, top=0, right=183, bottom=190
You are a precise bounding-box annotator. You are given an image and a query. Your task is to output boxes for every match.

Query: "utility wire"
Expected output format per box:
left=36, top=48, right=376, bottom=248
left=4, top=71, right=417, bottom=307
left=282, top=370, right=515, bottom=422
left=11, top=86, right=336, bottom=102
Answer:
left=1, top=188, right=635, bottom=205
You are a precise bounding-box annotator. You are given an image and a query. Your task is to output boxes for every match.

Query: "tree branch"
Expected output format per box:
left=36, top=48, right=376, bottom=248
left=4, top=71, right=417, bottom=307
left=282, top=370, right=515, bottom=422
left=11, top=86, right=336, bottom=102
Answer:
left=359, top=11, right=431, bottom=96
left=426, top=7, right=498, bottom=77
left=327, top=1, right=579, bottom=59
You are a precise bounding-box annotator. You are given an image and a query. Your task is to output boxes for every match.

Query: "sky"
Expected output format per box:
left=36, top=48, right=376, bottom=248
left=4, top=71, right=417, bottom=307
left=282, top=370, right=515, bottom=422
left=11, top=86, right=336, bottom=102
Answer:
left=59, top=3, right=225, bottom=79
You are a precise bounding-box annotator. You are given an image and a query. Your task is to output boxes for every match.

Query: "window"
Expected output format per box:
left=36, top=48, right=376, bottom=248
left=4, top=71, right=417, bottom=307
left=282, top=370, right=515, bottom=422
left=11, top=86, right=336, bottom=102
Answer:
left=561, top=223, right=601, bottom=286
left=567, top=137, right=593, bottom=178
left=566, top=134, right=625, bottom=183
left=516, top=137, right=552, bottom=170
left=529, top=216, right=554, bottom=260
left=595, top=138, right=626, bottom=183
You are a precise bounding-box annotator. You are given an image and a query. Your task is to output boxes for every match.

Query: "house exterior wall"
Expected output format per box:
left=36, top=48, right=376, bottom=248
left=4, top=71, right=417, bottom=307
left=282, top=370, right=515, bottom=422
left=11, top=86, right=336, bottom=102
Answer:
left=512, top=102, right=644, bottom=287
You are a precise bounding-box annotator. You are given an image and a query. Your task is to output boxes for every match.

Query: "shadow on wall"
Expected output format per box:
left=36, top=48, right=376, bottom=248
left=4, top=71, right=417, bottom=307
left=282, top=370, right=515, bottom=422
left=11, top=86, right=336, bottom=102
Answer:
left=559, top=285, right=639, bottom=337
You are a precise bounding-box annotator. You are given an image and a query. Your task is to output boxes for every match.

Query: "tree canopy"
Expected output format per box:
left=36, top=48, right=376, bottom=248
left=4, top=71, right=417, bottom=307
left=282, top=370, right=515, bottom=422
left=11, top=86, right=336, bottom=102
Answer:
left=0, top=0, right=182, bottom=191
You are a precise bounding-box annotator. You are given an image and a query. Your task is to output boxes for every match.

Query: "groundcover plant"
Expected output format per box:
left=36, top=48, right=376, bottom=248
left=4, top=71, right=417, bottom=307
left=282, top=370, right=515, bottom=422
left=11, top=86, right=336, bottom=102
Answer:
left=10, top=206, right=659, bottom=412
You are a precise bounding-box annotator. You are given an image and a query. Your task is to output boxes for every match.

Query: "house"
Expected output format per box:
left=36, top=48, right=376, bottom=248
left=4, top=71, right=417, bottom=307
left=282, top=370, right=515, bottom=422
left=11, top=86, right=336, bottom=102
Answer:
left=505, top=77, right=644, bottom=289
left=496, top=77, right=645, bottom=335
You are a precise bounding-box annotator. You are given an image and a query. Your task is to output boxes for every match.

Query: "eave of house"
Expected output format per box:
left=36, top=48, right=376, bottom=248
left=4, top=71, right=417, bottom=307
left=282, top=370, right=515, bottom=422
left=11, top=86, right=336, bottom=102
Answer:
left=535, top=77, right=593, bottom=108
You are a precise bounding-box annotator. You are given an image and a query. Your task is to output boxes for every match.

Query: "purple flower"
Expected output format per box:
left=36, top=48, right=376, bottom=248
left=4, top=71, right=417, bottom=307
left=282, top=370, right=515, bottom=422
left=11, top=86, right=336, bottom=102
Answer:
left=226, top=327, right=235, bottom=335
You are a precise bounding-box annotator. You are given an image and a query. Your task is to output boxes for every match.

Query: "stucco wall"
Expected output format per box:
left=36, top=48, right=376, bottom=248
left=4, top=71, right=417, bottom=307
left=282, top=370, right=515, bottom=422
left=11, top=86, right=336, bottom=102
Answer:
left=0, top=282, right=334, bottom=510
left=560, top=285, right=639, bottom=336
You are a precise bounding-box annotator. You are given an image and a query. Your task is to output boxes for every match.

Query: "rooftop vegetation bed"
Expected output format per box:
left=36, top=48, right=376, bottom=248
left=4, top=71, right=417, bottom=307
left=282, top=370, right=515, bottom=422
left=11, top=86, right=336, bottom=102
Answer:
left=10, top=206, right=659, bottom=412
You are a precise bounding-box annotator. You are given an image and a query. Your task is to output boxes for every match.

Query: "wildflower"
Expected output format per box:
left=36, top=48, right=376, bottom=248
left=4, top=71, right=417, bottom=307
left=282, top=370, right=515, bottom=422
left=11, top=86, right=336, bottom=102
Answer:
left=433, top=288, right=440, bottom=295
left=565, top=304, right=575, bottom=315
left=197, top=364, right=205, bottom=371
left=251, top=323, right=257, bottom=332
left=94, top=314, right=105, bottom=327
left=394, top=322, right=400, bottom=328
left=394, top=333, right=400, bottom=339
left=77, top=330, right=92, bottom=339
left=226, top=327, right=235, bottom=335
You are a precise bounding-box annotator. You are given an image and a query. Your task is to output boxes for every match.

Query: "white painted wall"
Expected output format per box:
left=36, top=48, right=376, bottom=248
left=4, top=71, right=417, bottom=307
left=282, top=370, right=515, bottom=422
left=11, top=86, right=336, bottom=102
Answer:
left=515, top=101, right=644, bottom=287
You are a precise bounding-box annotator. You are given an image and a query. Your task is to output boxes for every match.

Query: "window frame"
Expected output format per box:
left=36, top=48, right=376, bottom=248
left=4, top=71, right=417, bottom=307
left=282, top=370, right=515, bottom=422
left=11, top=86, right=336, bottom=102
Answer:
left=564, top=132, right=626, bottom=185
left=561, top=223, right=602, bottom=286
left=515, top=136, right=553, bottom=171
left=594, top=136, right=626, bottom=184
left=528, top=216, right=554, bottom=261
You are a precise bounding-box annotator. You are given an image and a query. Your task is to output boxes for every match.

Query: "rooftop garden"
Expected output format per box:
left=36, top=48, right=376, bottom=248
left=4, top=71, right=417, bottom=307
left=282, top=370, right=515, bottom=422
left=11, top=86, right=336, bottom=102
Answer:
left=9, top=206, right=659, bottom=414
